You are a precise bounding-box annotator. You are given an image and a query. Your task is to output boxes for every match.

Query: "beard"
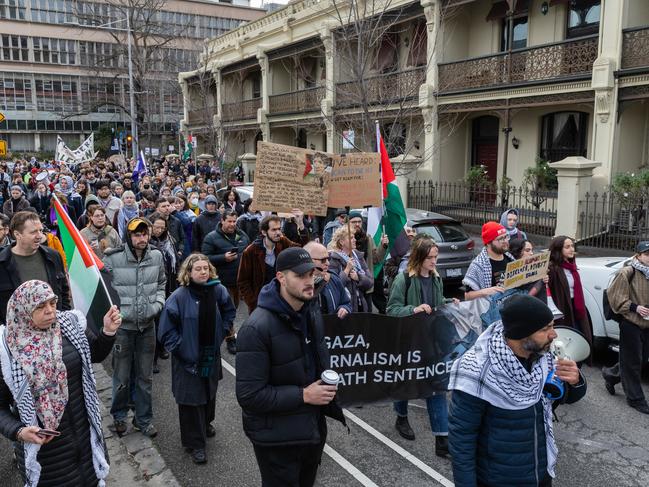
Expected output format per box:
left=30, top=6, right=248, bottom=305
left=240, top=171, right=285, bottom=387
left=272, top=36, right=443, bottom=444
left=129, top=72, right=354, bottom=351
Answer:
left=522, top=336, right=552, bottom=359
left=489, top=243, right=506, bottom=255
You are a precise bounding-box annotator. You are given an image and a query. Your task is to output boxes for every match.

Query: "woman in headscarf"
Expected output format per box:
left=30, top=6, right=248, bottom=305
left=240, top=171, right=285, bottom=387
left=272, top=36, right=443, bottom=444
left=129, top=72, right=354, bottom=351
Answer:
left=0, top=280, right=122, bottom=486
left=499, top=208, right=527, bottom=241
left=114, top=190, right=140, bottom=241
left=2, top=185, right=31, bottom=220
left=158, top=254, right=236, bottom=465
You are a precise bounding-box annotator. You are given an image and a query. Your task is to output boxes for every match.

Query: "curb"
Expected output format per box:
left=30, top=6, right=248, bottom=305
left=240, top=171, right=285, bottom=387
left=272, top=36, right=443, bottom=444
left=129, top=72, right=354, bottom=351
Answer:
left=94, top=364, right=181, bottom=486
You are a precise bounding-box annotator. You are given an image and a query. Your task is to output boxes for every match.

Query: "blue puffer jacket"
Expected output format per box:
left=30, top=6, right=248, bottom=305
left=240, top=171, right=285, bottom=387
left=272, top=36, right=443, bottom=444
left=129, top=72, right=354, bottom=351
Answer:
left=449, top=380, right=586, bottom=487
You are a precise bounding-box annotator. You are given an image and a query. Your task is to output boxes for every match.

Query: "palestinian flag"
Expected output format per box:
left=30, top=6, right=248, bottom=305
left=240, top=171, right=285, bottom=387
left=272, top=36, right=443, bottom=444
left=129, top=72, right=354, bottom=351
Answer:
left=52, top=195, right=113, bottom=333
left=367, top=125, right=407, bottom=277
left=182, top=134, right=194, bottom=162
left=303, top=156, right=316, bottom=178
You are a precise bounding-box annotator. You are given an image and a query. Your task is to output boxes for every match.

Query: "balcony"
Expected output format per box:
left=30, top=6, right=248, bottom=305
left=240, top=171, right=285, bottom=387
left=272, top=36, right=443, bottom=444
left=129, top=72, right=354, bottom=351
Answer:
left=187, top=106, right=216, bottom=126
left=621, top=26, right=649, bottom=70
left=269, top=86, right=325, bottom=116
left=335, top=66, right=426, bottom=108
left=438, top=35, right=598, bottom=94
left=221, top=98, right=261, bottom=122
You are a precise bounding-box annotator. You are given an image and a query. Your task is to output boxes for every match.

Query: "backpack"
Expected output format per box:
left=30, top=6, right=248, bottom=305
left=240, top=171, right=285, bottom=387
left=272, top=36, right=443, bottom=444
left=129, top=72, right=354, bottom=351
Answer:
left=602, top=267, right=635, bottom=322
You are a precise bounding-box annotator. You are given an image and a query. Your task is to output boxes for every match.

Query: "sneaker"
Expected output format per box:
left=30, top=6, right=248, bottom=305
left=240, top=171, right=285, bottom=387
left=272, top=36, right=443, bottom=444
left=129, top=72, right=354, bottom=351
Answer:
left=113, top=419, right=128, bottom=436
left=206, top=424, right=216, bottom=438
left=435, top=436, right=450, bottom=457
left=395, top=416, right=415, bottom=441
left=604, top=381, right=615, bottom=396
left=159, top=350, right=170, bottom=360
left=132, top=419, right=158, bottom=438
left=226, top=338, right=237, bottom=355
left=153, top=363, right=160, bottom=374
left=190, top=448, right=207, bottom=464
left=628, top=401, right=649, bottom=415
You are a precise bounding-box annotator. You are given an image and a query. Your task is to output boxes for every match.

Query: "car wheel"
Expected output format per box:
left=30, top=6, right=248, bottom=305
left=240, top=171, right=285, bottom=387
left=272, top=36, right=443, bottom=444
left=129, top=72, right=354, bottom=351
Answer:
left=587, top=310, right=609, bottom=360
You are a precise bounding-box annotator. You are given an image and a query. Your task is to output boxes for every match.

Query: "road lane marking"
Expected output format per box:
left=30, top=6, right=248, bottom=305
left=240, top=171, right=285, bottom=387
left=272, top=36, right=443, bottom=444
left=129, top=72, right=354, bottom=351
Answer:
left=342, top=409, right=454, bottom=487
left=221, top=359, right=379, bottom=487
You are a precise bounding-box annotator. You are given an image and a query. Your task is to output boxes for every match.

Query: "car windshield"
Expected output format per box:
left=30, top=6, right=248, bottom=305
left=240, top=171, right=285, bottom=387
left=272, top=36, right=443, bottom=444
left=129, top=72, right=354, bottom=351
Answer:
left=414, top=222, right=469, bottom=243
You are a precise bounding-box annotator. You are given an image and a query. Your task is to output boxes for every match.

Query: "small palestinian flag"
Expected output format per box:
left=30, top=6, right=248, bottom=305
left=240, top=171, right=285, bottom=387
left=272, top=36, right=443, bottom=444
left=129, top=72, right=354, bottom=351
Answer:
left=303, top=156, right=316, bottom=179
left=52, top=194, right=113, bottom=333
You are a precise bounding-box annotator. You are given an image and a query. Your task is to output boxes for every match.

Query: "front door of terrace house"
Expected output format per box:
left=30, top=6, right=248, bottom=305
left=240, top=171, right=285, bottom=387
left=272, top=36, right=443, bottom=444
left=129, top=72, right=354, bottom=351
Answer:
left=471, top=116, right=499, bottom=204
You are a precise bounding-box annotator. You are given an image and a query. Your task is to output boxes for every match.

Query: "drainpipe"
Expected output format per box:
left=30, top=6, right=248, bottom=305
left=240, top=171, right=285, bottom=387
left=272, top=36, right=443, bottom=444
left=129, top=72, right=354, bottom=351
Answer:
left=502, top=0, right=517, bottom=178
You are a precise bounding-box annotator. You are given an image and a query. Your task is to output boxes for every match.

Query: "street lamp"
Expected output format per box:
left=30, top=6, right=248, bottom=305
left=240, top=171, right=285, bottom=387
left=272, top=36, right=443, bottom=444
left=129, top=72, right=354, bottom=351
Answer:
left=66, top=14, right=138, bottom=160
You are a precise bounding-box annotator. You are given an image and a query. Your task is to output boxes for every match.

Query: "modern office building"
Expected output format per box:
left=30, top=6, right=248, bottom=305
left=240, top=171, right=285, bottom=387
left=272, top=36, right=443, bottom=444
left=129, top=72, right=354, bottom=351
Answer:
left=0, top=0, right=265, bottom=154
left=181, top=0, right=649, bottom=190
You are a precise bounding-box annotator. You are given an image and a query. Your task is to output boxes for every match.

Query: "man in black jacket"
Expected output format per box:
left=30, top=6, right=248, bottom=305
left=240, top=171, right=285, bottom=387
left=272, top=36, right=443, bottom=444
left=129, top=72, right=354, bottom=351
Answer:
left=236, top=247, right=345, bottom=487
left=154, top=197, right=184, bottom=256
left=0, top=211, right=71, bottom=323
left=192, top=194, right=220, bottom=251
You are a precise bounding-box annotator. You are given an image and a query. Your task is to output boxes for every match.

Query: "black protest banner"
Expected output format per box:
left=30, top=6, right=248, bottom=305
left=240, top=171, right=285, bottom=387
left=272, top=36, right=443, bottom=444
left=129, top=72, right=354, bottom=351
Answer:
left=322, top=302, right=485, bottom=407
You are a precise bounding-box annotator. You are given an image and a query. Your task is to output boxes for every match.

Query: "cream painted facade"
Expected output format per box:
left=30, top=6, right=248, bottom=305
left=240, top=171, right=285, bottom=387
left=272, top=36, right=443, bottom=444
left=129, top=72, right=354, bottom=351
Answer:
left=181, top=0, right=649, bottom=190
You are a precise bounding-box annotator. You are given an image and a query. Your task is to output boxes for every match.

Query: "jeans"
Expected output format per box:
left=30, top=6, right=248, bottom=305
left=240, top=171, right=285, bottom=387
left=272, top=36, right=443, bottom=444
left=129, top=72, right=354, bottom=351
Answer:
left=111, top=326, right=155, bottom=427
left=394, top=392, right=448, bottom=436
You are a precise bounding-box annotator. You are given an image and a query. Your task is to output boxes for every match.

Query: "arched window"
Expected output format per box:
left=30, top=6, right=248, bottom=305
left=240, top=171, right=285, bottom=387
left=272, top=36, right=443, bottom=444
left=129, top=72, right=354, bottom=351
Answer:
left=540, top=111, right=588, bottom=161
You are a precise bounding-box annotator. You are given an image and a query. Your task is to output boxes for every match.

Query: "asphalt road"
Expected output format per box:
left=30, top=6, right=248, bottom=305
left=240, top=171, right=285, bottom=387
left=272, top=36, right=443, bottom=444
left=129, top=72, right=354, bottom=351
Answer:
left=2, top=303, right=649, bottom=487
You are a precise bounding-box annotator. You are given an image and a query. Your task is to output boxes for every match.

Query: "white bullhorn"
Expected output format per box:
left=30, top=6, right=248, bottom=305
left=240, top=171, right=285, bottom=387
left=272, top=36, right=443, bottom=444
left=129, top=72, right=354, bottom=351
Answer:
left=551, top=326, right=591, bottom=362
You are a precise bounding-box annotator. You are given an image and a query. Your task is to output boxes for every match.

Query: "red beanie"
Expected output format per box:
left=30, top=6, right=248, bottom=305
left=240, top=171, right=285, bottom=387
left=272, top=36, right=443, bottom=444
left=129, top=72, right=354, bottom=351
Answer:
left=482, top=221, right=507, bottom=245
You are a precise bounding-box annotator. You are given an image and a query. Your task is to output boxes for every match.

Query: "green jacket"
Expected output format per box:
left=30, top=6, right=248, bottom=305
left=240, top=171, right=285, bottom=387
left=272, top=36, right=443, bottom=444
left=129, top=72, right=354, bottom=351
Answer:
left=386, top=271, right=446, bottom=317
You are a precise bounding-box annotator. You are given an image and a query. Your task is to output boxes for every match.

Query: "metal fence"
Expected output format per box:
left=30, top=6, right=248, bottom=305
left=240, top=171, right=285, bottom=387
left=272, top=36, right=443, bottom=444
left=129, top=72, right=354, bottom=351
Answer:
left=578, top=189, right=649, bottom=251
left=407, top=180, right=558, bottom=237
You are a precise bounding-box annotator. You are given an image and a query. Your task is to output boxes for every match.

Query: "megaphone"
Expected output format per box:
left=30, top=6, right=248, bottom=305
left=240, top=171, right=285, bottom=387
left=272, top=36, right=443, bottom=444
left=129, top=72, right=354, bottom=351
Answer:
left=544, top=326, right=591, bottom=400
left=34, top=170, right=50, bottom=186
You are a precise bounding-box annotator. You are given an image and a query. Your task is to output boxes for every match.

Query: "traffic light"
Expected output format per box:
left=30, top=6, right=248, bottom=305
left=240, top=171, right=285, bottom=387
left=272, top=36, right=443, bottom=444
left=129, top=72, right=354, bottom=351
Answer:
left=126, top=134, right=133, bottom=148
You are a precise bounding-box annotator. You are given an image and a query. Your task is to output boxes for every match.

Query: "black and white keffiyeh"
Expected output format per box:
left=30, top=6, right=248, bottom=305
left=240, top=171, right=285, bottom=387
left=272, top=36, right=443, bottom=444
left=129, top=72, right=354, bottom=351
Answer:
left=631, top=258, right=649, bottom=280
left=462, top=248, right=515, bottom=291
left=448, top=321, right=558, bottom=478
left=0, top=310, right=109, bottom=487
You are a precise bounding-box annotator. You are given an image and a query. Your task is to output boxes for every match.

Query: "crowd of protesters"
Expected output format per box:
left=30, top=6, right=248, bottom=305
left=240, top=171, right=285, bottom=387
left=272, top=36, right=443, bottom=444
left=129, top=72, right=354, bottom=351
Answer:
left=2, top=155, right=639, bottom=486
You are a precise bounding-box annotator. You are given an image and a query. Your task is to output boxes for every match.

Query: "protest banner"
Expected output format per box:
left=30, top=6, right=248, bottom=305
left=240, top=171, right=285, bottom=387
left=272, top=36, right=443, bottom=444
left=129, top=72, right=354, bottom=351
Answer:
left=254, top=142, right=330, bottom=216
left=321, top=299, right=489, bottom=406
left=327, top=152, right=381, bottom=208
left=502, top=251, right=550, bottom=290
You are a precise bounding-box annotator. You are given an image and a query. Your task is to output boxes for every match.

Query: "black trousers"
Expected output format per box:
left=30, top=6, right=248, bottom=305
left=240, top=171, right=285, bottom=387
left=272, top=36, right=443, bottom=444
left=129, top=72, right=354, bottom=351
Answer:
left=619, top=319, right=649, bottom=403
left=253, top=438, right=326, bottom=487
left=178, top=396, right=216, bottom=450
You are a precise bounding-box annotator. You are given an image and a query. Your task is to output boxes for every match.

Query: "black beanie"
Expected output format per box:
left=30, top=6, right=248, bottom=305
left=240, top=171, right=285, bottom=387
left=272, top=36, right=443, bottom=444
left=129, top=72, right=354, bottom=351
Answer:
left=501, top=294, right=554, bottom=340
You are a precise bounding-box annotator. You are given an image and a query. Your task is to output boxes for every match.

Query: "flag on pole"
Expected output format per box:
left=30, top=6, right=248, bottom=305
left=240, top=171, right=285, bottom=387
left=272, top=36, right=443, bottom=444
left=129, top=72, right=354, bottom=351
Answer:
left=132, top=150, right=148, bottom=184
left=52, top=194, right=113, bottom=333
left=367, top=124, right=408, bottom=277
left=182, top=134, right=194, bottom=162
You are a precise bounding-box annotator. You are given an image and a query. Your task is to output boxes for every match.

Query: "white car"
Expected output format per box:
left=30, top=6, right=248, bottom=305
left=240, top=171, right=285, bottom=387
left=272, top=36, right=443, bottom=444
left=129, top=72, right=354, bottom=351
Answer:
left=578, top=256, right=631, bottom=354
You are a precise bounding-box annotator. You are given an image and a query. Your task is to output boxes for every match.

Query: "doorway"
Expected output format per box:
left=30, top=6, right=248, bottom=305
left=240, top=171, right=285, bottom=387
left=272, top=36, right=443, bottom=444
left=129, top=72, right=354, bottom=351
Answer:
left=471, top=115, right=499, bottom=183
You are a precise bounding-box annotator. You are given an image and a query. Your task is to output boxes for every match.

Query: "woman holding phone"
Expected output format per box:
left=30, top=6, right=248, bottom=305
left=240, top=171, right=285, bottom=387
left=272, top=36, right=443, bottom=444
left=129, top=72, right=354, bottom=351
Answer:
left=0, top=280, right=122, bottom=486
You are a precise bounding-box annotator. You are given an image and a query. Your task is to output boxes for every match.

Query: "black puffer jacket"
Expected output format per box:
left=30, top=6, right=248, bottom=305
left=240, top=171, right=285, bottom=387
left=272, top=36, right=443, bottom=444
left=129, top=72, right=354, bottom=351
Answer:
left=236, top=280, right=345, bottom=447
left=0, top=245, right=71, bottom=324
left=192, top=210, right=221, bottom=251
left=202, top=224, right=249, bottom=287
left=0, top=328, right=115, bottom=486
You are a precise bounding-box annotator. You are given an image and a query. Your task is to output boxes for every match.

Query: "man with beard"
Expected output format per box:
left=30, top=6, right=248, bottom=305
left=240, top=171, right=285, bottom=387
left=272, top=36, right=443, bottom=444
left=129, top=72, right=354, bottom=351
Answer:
left=304, top=241, right=351, bottom=319
left=154, top=197, right=184, bottom=257
left=349, top=211, right=388, bottom=312
left=463, top=221, right=514, bottom=300
left=96, top=179, right=123, bottom=223
left=238, top=214, right=308, bottom=313
left=448, top=295, right=586, bottom=487
left=236, top=247, right=345, bottom=487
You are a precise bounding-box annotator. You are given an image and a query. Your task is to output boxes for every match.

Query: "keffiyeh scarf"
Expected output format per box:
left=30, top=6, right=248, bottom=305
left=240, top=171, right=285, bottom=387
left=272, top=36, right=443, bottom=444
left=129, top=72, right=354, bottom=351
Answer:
left=333, top=250, right=366, bottom=275
left=631, top=258, right=649, bottom=280
left=448, top=322, right=558, bottom=478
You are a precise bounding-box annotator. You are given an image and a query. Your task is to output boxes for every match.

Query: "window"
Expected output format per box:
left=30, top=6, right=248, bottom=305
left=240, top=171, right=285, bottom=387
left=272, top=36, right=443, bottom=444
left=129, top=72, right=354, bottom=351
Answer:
left=540, top=111, right=588, bottom=161
left=252, top=75, right=261, bottom=99
left=382, top=123, right=406, bottom=158
left=501, top=16, right=528, bottom=51
left=0, top=35, right=28, bottom=61
left=567, top=0, right=600, bottom=38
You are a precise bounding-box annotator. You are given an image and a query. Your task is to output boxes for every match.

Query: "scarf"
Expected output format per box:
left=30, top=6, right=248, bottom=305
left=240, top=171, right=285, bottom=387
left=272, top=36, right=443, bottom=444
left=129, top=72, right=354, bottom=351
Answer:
left=188, top=281, right=218, bottom=378
left=449, top=322, right=558, bottom=478
left=118, top=204, right=139, bottom=238
left=560, top=261, right=586, bottom=320
left=1, top=281, right=109, bottom=486
left=151, top=234, right=177, bottom=272
left=463, top=247, right=515, bottom=291
left=631, top=258, right=649, bottom=280
left=333, top=250, right=365, bottom=275
left=499, top=208, right=524, bottom=239
left=5, top=280, right=68, bottom=430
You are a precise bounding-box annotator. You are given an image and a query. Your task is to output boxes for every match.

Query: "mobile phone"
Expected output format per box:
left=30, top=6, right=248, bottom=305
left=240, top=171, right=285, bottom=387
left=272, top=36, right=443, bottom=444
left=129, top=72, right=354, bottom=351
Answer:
left=229, top=247, right=238, bottom=254
left=37, top=429, right=61, bottom=437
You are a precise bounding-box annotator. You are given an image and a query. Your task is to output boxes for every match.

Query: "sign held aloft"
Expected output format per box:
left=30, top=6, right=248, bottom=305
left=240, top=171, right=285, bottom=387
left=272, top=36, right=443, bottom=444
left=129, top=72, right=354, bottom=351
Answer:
left=502, top=251, right=550, bottom=290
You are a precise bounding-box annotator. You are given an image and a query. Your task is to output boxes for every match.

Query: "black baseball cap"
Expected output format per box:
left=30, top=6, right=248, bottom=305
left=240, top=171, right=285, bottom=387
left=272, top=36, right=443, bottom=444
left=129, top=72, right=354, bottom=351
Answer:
left=637, top=241, right=649, bottom=254
left=276, top=247, right=320, bottom=275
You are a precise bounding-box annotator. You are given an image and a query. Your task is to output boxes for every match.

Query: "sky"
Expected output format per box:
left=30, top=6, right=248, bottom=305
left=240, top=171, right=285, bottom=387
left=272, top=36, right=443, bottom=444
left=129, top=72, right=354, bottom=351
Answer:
left=250, top=0, right=288, bottom=9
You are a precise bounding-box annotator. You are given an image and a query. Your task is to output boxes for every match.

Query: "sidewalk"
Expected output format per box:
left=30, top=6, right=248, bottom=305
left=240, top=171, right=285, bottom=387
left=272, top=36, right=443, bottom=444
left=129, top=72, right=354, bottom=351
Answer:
left=94, top=364, right=180, bottom=486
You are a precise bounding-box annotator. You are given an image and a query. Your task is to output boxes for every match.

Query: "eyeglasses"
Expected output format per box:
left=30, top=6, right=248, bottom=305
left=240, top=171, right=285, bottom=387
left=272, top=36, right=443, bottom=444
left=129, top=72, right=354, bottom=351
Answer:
left=495, top=235, right=510, bottom=242
left=313, top=257, right=330, bottom=263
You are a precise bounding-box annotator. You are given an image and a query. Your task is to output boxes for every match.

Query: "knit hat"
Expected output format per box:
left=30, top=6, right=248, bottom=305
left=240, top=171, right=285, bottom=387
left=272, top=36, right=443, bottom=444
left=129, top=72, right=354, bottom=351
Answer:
left=348, top=210, right=362, bottom=220
left=482, top=221, right=507, bottom=245
left=10, top=185, right=23, bottom=194
left=501, top=295, right=555, bottom=340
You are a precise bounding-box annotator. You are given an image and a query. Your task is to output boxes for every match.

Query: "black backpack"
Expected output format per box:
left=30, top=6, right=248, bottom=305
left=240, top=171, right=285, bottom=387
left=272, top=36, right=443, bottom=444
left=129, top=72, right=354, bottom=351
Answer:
left=602, top=267, right=634, bottom=322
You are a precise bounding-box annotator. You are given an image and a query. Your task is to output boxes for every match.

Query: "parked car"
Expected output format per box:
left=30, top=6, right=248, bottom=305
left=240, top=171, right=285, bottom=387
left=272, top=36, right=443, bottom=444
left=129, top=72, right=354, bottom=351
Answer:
left=216, top=185, right=254, bottom=202
left=407, top=209, right=475, bottom=283
left=577, top=256, right=631, bottom=354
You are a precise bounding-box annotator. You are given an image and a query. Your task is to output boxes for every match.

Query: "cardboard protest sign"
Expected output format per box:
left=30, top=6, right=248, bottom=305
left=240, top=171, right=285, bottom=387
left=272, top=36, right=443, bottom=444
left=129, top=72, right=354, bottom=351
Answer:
left=254, top=142, right=330, bottom=216
left=502, top=251, right=550, bottom=290
left=327, top=152, right=381, bottom=208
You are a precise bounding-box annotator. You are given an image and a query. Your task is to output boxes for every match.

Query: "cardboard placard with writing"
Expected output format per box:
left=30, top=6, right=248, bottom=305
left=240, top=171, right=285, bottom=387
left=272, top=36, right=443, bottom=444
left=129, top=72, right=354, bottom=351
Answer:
left=327, top=152, right=381, bottom=208
left=254, top=142, right=331, bottom=216
left=502, top=251, right=550, bottom=290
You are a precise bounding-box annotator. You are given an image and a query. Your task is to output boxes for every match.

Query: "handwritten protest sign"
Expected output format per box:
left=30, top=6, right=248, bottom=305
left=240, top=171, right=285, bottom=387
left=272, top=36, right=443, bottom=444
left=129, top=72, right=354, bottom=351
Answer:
left=502, top=251, right=550, bottom=290
left=254, top=142, right=330, bottom=216
left=327, top=152, right=381, bottom=208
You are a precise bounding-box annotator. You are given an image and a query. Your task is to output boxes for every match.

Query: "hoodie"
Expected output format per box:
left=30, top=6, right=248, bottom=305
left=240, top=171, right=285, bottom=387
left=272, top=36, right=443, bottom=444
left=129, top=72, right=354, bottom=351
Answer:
left=499, top=208, right=527, bottom=240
